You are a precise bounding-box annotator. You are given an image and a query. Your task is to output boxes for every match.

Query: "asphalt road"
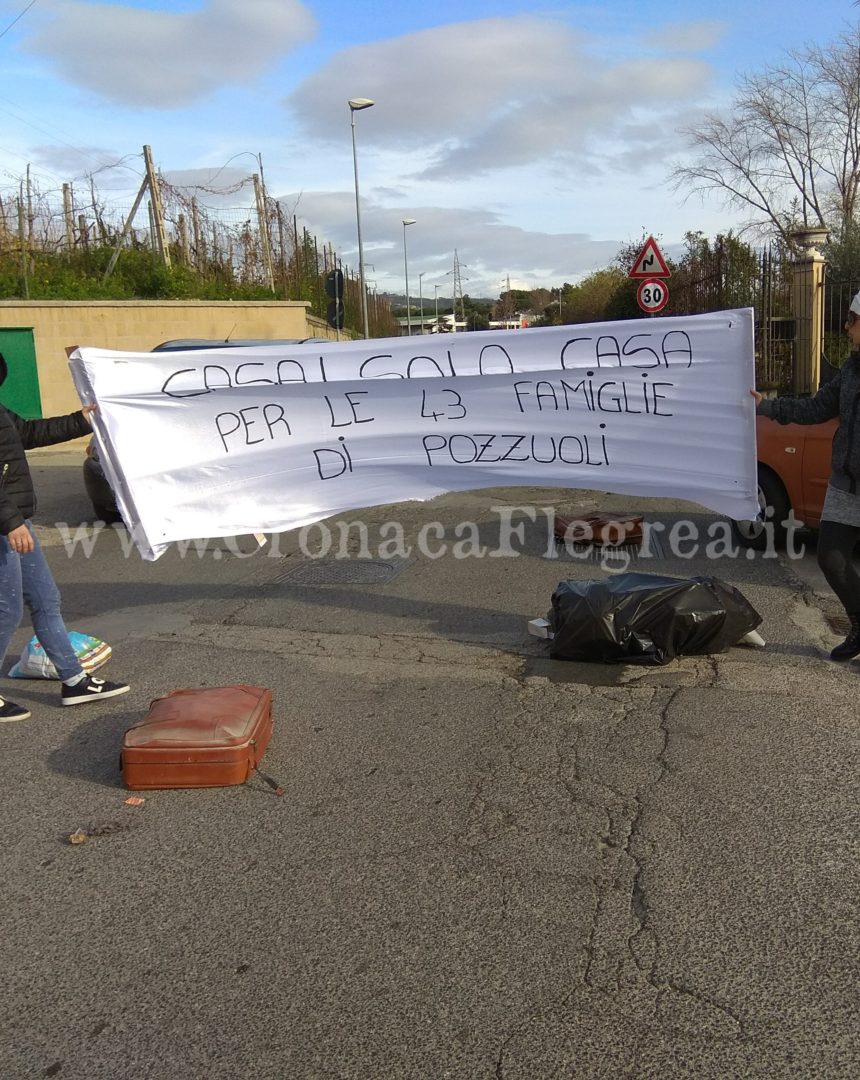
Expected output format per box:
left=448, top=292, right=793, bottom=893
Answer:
left=1, top=450, right=858, bottom=1080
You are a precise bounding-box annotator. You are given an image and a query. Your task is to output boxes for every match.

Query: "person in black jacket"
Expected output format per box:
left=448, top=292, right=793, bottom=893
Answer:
left=751, top=290, right=860, bottom=661
left=0, top=355, right=129, bottom=721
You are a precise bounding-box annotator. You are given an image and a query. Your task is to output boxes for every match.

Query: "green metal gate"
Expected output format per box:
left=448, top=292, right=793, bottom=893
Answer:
left=0, top=327, right=42, bottom=418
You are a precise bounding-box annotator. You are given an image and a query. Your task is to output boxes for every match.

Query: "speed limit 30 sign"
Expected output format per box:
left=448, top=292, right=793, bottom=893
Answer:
left=636, top=277, right=669, bottom=314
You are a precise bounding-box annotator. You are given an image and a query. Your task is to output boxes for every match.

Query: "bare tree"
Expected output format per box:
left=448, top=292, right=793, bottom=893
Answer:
left=673, top=27, right=860, bottom=245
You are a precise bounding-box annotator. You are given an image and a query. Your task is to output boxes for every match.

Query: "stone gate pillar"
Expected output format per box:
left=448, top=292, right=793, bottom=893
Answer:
left=790, top=227, right=828, bottom=395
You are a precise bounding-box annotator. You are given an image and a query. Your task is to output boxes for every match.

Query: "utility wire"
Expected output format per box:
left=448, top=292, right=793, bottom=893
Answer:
left=0, top=0, right=37, bottom=42
left=0, top=102, right=138, bottom=175
left=0, top=0, right=131, bottom=187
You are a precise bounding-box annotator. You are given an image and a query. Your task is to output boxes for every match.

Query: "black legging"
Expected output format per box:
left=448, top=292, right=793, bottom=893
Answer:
left=818, top=520, right=860, bottom=614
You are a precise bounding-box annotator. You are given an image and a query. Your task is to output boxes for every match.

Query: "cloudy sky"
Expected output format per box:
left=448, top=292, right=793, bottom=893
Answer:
left=0, top=0, right=855, bottom=297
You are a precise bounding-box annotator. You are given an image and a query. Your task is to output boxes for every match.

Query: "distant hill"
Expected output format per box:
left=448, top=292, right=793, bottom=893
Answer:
left=382, top=293, right=495, bottom=307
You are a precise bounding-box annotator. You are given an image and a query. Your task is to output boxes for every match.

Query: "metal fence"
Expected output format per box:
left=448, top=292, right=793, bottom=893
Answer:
left=0, top=176, right=398, bottom=337
left=665, top=243, right=795, bottom=392
left=822, top=270, right=859, bottom=376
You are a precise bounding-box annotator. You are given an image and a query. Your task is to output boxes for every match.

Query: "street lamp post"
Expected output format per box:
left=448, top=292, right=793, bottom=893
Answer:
left=418, top=271, right=425, bottom=335
left=402, top=218, right=416, bottom=336
left=348, top=97, right=374, bottom=339
left=433, top=283, right=440, bottom=332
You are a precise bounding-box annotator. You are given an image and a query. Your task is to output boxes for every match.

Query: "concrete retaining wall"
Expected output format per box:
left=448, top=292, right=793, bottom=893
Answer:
left=0, top=299, right=339, bottom=416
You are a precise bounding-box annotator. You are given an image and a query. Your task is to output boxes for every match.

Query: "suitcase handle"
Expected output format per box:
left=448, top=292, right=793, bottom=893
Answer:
left=254, top=766, right=285, bottom=796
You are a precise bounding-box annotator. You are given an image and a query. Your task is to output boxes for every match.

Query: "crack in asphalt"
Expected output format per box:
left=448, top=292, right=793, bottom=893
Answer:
left=625, top=689, right=677, bottom=972
left=493, top=675, right=749, bottom=1072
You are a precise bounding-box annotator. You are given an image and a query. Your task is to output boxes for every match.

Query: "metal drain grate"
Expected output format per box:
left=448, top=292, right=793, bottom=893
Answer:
left=554, top=534, right=665, bottom=564
left=274, top=558, right=413, bottom=587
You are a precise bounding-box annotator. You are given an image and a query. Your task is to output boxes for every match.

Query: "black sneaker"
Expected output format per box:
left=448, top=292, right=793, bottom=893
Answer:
left=831, top=614, right=860, bottom=661
left=0, top=697, right=31, bottom=722
left=61, top=676, right=130, bottom=706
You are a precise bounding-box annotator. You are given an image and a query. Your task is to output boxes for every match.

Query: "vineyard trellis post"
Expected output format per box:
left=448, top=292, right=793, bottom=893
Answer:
left=25, top=166, right=34, bottom=256
left=252, top=174, right=275, bottom=292
left=178, top=214, right=189, bottom=265
left=143, top=145, right=170, bottom=268
left=190, top=197, right=202, bottom=269
left=62, top=184, right=74, bottom=251
left=276, top=202, right=288, bottom=297
left=16, top=197, right=29, bottom=298
left=293, top=215, right=300, bottom=299
left=103, top=171, right=152, bottom=280
left=147, top=202, right=157, bottom=255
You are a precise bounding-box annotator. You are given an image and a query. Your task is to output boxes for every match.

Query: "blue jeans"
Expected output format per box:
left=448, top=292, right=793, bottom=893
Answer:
left=0, top=521, right=83, bottom=682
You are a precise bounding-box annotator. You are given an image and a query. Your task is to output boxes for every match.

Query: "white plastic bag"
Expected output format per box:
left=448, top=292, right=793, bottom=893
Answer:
left=8, top=632, right=111, bottom=679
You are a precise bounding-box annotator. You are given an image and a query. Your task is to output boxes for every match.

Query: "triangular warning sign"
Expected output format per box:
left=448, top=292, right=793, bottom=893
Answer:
left=628, top=235, right=671, bottom=279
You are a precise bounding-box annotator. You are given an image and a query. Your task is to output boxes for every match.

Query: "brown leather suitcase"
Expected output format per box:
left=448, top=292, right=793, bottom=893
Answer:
left=554, top=511, right=644, bottom=546
left=121, top=685, right=274, bottom=791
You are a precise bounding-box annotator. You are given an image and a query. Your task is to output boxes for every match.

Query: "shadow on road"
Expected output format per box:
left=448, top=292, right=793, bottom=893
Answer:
left=45, top=706, right=137, bottom=787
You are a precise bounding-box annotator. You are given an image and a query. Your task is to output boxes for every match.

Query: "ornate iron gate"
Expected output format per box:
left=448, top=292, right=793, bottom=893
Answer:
left=822, top=268, right=859, bottom=377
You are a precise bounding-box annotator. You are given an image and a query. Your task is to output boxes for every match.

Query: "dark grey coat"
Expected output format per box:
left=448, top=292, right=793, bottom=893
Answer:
left=757, top=353, right=860, bottom=495
left=0, top=406, right=91, bottom=535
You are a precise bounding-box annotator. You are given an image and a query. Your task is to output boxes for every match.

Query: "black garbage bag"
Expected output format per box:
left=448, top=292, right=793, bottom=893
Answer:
left=548, top=573, right=762, bottom=665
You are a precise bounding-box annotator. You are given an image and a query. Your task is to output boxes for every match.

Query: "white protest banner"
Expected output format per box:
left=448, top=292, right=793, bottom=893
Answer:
left=69, top=310, right=759, bottom=561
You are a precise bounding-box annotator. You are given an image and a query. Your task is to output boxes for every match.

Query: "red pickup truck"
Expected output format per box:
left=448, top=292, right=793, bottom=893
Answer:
left=733, top=414, right=836, bottom=549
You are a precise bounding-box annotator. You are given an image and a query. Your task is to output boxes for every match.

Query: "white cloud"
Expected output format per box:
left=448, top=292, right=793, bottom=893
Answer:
left=288, top=16, right=572, bottom=143
left=273, top=189, right=623, bottom=296
left=286, top=15, right=712, bottom=181
left=645, top=20, right=726, bottom=52
left=22, top=0, right=317, bottom=108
